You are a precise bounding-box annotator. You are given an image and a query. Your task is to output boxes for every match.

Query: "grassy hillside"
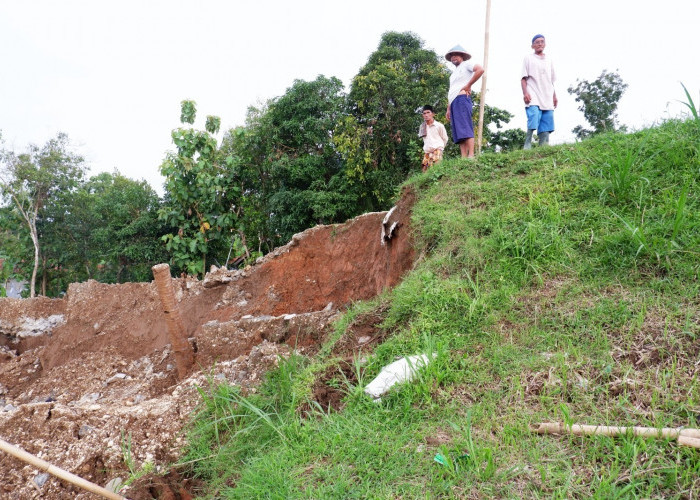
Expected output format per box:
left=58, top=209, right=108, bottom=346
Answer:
left=180, top=117, right=699, bottom=499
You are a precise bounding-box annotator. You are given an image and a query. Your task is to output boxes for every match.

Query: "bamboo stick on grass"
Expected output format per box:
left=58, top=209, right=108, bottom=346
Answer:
left=532, top=422, right=700, bottom=448
left=678, top=436, right=700, bottom=449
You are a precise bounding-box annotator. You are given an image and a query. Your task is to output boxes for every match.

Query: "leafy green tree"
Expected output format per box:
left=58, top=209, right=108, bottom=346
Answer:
left=159, top=101, right=240, bottom=276
left=338, top=31, right=449, bottom=209
left=338, top=31, right=523, bottom=200
left=85, top=173, right=168, bottom=283
left=0, top=133, right=85, bottom=297
left=37, top=172, right=168, bottom=294
left=34, top=180, right=86, bottom=294
left=221, top=75, right=361, bottom=249
left=219, top=121, right=274, bottom=255
left=0, top=205, right=30, bottom=296
left=568, top=69, right=628, bottom=139
left=266, top=76, right=358, bottom=238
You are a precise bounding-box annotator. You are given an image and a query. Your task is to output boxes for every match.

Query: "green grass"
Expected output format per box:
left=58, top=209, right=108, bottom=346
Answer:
left=178, top=116, right=700, bottom=498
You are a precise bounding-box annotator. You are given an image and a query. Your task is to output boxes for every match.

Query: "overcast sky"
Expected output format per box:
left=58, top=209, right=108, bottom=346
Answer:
left=1, top=0, right=698, bottom=194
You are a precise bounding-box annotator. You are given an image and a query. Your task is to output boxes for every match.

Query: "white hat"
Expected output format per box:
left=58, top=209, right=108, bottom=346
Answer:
left=445, top=45, right=471, bottom=62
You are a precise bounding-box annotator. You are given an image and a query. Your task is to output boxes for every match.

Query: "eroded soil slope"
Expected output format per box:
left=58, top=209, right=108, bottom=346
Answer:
left=0, top=190, right=415, bottom=499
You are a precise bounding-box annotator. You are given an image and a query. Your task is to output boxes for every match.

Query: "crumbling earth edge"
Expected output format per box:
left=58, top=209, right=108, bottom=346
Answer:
left=0, top=188, right=416, bottom=499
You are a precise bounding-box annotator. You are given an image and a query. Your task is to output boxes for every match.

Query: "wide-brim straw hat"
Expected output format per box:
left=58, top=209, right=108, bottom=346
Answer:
left=445, top=45, right=471, bottom=62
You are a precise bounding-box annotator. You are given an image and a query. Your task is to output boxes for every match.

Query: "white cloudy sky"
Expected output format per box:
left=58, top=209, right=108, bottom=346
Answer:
left=1, top=0, right=698, bottom=194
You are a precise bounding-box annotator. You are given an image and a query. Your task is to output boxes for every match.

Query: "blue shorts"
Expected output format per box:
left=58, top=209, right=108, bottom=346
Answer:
left=526, top=106, right=554, bottom=133
left=450, top=94, right=474, bottom=143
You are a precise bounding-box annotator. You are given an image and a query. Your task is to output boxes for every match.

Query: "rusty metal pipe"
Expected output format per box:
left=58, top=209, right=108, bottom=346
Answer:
left=152, top=264, right=194, bottom=379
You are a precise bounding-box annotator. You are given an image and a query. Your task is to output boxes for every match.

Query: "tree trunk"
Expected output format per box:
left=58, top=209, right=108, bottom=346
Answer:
left=29, top=223, right=39, bottom=298
left=41, top=256, right=47, bottom=297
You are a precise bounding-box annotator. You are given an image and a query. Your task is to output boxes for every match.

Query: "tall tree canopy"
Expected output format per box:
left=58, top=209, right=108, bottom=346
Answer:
left=220, top=75, right=361, bottom=251
left=337, top=31, right=449, bottom=210
left=159, top=101, right=240, bottom=276
left=0, top=133, right=85, bottom=297
left=568, top=69, right=628, bottom=139
left=38, top=172, right=169, bottom=294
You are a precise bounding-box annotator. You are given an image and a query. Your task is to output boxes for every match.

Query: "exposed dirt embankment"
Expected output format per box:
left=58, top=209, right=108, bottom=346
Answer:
left=0, top=188, right=415, bottom=499
left=0, top=297, right=65, bottom=353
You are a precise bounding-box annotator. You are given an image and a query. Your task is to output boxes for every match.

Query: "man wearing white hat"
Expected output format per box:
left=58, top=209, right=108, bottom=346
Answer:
left=444, top=45, right=484, bottom=158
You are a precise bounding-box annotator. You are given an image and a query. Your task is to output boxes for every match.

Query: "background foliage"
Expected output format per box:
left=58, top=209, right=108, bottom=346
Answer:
left=0, top=133, right=86, bottom=296
left=159, top=100, right=241, bottom=276
left=568, top=69, right=629, bottom=139
left=1, top=31, right=524, bottom=295
left=338, top=32, right=450, bottom=209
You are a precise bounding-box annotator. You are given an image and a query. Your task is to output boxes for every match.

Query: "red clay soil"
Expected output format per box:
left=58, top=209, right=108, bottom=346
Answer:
left=0, top=188, right=416, bottom=499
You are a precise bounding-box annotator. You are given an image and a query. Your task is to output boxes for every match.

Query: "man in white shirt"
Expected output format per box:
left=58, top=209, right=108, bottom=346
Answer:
left=521, top=34, right=557, bottom=149
left=445, top=45, right=484, bottom=158
left=419, top=105, right=448, bottom=172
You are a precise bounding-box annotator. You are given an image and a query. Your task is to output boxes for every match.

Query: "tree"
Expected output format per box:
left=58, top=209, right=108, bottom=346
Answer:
left=0, top=205, right=30, bottom=296
left=83, top=173, right=168, bottom=283
left=568, top=70, right=628, bottom=139
left=265, top=76, right=358, bottom=238
left=37, top=172, right=169, bottom=294
left=0, top=133, right=85, bottom=297
left=338, top=31, right=450, bottom=210
left=220, top=75, right=361, bottom=249
left=219, top=120, right=275, bottom=255
left=159, top=101, right=241, bottom=276
left=337, top=32, right=523, bottom=200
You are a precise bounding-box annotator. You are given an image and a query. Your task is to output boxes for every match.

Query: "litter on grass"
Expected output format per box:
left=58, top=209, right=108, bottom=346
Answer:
left=364, top=353, right=435, bottom=400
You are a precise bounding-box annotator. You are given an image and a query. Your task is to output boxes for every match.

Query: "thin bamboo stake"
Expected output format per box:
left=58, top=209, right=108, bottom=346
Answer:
left=476, top=0, right=491, bottom=155
left=152, top=263, right=195, bottom=379
left=0, top=438, right=126, bottom=499
left=678, top=436, right=700, bottom=449
left=533, top=422, right=700, bottom=448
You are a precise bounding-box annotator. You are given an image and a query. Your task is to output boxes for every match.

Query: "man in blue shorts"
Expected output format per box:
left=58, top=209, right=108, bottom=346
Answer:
left=521, top=34, right=557, bottom=149
left=445, top=45, right=484, bottom=158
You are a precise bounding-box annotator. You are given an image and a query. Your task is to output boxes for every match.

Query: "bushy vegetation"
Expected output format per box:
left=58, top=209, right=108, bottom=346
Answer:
left=568, top=70, right=629, bottom=139
left=0, top=164, right=168, bottom=296
left=180, top=116, right=700, bottom=498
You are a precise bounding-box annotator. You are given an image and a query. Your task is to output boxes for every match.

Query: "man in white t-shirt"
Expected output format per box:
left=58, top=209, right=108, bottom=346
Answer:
left=521, top=34, right=557, bottom=149
left=444, top=45, right=484, bottom=158
left=418, top=105, right=448, bottom=172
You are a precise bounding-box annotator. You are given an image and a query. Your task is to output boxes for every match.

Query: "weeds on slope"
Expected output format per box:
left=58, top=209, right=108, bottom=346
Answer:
left=181, top=116, right=700, bottom=499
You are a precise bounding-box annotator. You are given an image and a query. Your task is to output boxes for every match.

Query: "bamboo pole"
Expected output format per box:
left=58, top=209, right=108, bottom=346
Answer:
left=533, top=422, right=700, bottom=449
left=679, top=436, right=700, bottom=449
left=0, top=438, right=127, bottom=499
left=152, top=263, right=195, bottom=379
left=476, top=0, right=491, bottom=155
